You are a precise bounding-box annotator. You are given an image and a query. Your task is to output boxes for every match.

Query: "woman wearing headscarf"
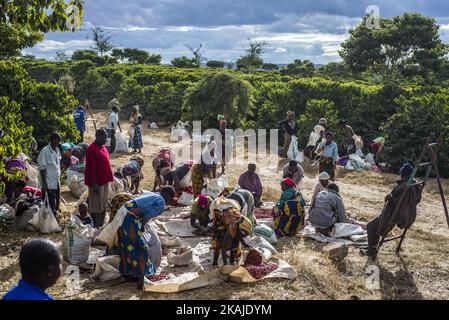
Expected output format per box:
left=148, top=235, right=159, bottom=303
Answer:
left=316, top=131, right=339, bottom=181
left=121, top=155, right=145, bottom=194
left=109, top=187, right=175, bottom=289
left=129, top=106, right=144, bottom=153
left=152, top=148, right=176, bottom=191
left=273, top=178, right=306, bottom=237
left=212, top=207, right=253, bottom=266
left=190, top=194, right=214, bottom=235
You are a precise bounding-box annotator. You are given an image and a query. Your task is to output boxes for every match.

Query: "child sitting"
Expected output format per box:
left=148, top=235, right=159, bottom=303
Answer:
left=76, top=202, right=94, bottom=227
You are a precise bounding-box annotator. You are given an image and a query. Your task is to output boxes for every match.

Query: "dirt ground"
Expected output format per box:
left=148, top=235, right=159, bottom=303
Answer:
left=1, top=111, right=449, bottom=300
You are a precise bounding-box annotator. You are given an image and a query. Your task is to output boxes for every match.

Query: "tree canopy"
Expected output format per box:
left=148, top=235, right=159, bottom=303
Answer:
left=340, top=13, right=448, bottom=79
left=112, top=48, right=161, bottom=65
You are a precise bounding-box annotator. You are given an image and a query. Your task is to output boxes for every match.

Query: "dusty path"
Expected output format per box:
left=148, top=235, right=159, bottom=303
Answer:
left=1, top=112, right=448, bottom=300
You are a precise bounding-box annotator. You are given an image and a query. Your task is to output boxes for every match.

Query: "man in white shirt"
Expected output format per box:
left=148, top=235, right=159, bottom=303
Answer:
left=37, top=133, right=62, bottom=216
left=108, top=106, right=122, bottom=153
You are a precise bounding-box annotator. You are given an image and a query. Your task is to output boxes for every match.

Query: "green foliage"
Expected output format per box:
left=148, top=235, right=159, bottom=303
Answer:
left=56, top=73, right=76, bottom=95
left=317, top=62, right=351, bottom=79
left=187, top=44, right=206, bottom=66
left=117, top=77, right=147, bottom=115
left=55, top=50, right=70, bottom=62
left=0, top=60, right=32, bottom=102
left=90, top=26, right=115, bottom=57
left=183, top=73, right=255, bottom=128
left=262, top=63, right=279, bottom=71
left=0, top=97, right=32, bottom=193
left=280, top=59, right=315, bottom=77
left=22, top=83, right=79, bottom=149
left=0, top=21, right=43, bottom=58
left=340, top=13, right=448, bottom=79
left=112, top=48, right=162, bottom=65
left=207, top=60, right=226, bottom=69
left=381, top=93, right=449, bottom=176
left=69, top=60, right=95, bottom=82
left=236, top=39, right=266, bottom=70
left=77, top=69, right=109, bottom=109
left=171, top=56, right=200, bottom=68
left=298, top=99, right=340, bottom=146
left=0, top=61, right=79, bottom=150
left=0, top=1, right=84, bottom=33
left=71, top=50, right=116, bottom=66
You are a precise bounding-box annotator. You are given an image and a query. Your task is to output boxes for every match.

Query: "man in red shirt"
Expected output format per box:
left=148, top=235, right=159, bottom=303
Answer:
left=85, top=129, right=114, bottom=228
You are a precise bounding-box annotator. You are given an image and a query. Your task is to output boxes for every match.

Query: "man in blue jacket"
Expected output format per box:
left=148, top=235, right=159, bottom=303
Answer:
left=73, top=105, right=87, bottom=143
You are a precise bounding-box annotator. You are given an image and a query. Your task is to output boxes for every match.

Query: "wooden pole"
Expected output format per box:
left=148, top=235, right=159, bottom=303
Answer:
left=85, top=99, right=97, bottom=131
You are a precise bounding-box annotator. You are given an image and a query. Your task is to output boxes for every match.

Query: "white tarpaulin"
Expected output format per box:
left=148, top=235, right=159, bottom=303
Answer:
left=300, top=221, right=368, bottom=246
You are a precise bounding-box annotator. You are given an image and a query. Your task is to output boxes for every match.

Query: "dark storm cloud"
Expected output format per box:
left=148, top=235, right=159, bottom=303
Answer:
left=26, top=1, right=449, bottom=64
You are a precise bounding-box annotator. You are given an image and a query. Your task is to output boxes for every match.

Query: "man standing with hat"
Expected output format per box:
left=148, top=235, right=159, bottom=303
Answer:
left=279, top=111, right=299, bottom=158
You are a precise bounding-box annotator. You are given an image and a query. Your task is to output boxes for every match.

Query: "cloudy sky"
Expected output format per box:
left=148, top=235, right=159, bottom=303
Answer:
left=24, top=0, right=449, bottom=64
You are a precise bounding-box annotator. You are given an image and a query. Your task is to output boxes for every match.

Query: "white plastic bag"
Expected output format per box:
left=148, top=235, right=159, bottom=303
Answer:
left=253, top=225, right=278, bottom=245
left=114, top=131, right=128, bottom=154
left=66, top=169, right=84, bottom=184
left=63, top=216, right=91, bottom=265
left=150, top=122, right=159, bottom=129
left=178, top=192, right=193, bottom=206
left=179, top=165, right=193, bottom=188
left=0, top=204, right=15, bottom=221
left=332, top=223, right=365, bottom=238
left=30, top=195, right=61, bottom=234
left=92, top=255, right=121, bottom=282
left=205, top=175, right=228, bottom=198
left=68, top=175, right=87, bottom=199
left=353, top=135, right=364, bottom=150
left=295, top=150, right=305, bottom=164
left=287, top=136, right=299, bottom=161
left=247, top=236, right=278, bottom=255
left=160, top=236, right=183, bottom=248
left=26, top=166, right=39, bottom=188
left=365, top=153, right=376, bottom=166
left=349, top=154, right=366, bottom=172
left=108, top=177, right=124, bottom=201
left=15, top=206, right=39, bottom=231
left=95, top=206, right=128, bottom=248
left=167, top=246, right=193, bottom=267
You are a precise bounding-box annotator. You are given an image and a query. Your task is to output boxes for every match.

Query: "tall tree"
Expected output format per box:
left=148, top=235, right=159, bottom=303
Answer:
left=207, top=60, right=226, bottom=69
left=112, top=48, right=161, bottom=64
left=55, top=49, right=70, bottom=62
left=236, top=39, right=266, bottom=70
left=262, top=63, right=280, bottom=71
left=340, top=13, right=448, bottom=79
left=182, top=73, right=255, bottom=128
left=280, top=59, right=315, bottom=77
left=187, top=44, right=206, bottom=66
left=90, top=26, right=114, bottom=57
left=171, top=56, right=199, bottom=68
